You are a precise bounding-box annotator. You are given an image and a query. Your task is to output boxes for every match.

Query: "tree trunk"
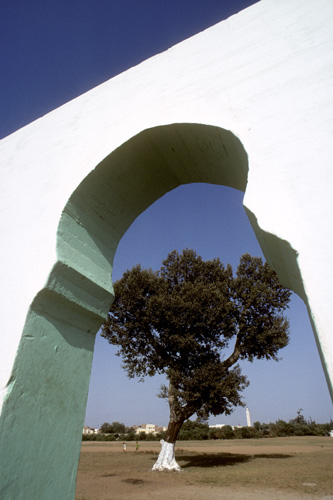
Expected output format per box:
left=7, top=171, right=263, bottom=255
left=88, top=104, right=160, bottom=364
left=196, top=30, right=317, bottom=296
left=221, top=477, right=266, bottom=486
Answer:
left=165, top=419, right=184, bottom=443
left=152, top=439, right=180, bottom=471
left=152, top=380, right=185, bottom=471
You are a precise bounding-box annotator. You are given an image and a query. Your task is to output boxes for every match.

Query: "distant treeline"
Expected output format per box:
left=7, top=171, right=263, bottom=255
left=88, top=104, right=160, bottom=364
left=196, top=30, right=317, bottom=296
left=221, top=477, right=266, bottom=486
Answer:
left=83, top=414, right=333, bottom=441
left=209, top=419, right=333, bottom=440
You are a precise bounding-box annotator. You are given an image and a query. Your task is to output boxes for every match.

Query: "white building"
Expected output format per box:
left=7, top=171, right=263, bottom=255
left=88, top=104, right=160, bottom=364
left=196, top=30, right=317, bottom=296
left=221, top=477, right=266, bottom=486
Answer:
left=135, top=423, right=167, bottom=435
left=135, top=423, right=156, bottom=435
left=82, top=426, right=95, bottom=435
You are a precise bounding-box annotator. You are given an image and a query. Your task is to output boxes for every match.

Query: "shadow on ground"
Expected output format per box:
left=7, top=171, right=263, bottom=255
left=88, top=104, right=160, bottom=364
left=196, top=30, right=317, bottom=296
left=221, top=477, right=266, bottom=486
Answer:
left=171, top=452, right=293, bottom=468
left=122, top=478, right=150, bottom=485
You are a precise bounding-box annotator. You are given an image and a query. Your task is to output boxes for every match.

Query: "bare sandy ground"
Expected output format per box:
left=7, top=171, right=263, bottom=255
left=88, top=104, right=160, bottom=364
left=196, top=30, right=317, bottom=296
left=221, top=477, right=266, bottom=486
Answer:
left=76, top=474, right=333, bottom=500
left=75, top=438, right=333, bottom=500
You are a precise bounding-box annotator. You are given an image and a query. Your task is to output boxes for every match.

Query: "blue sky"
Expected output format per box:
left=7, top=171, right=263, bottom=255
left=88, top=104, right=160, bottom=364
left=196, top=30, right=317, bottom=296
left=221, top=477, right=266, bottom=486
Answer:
left=1, top=1, right=331, bottom=428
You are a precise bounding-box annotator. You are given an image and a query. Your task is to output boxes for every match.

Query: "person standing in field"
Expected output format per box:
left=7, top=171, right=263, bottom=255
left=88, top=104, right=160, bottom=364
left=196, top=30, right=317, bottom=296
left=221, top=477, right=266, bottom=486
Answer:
left=123, top=442, right=126, bottom=452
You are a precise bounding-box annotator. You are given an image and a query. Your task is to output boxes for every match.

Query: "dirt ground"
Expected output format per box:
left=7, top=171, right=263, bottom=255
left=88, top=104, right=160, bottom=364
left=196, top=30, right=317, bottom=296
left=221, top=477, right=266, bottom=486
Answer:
left=75, top=437, right=333, bottom=500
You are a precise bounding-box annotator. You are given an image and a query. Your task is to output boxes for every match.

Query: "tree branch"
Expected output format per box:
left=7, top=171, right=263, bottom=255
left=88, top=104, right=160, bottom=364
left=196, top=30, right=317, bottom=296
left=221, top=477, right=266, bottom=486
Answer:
left=222, top=334, right=242, bottom=370
left=168, top=379, right=194, bottom=423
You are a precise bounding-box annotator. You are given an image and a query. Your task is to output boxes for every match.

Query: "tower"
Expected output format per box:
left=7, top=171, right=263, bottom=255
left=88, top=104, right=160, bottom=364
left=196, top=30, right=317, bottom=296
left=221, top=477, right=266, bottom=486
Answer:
left=246, top=407, right=252, bottom=427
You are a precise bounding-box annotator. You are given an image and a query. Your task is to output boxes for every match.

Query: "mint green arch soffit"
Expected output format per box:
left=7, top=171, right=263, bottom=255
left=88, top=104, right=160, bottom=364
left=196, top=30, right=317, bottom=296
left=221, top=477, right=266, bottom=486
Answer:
left=54, top=122, right=249, bottom=332
left=53, top=122, right=304, bottom=334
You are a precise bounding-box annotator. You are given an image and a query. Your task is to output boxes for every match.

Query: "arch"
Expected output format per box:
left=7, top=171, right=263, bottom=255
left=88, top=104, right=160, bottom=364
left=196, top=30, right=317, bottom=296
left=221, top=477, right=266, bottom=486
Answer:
left=56, top=122, right=249, bottom=316
left=0, top=1, right=332, bottom=497
left=0, top=123, right=316, bottom=498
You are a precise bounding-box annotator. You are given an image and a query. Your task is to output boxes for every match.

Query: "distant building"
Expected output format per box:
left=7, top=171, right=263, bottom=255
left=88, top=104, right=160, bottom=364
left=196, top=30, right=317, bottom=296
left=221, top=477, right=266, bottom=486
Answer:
left=82, top=426, right=100, bottom=434
left=83, top=426, right=95, bottom=435
left=210, top=408, right=252, bottom=429
left=134, top=423, right=167, bottom=435
left=209, top=424, right=243, bottom=430
left=155, top=425, right=167, bottom=433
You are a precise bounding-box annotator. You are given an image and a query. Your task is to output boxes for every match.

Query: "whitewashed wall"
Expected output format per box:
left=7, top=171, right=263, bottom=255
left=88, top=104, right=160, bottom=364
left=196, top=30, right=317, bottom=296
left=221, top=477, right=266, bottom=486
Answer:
left=0, top=0, right=332, bottom=497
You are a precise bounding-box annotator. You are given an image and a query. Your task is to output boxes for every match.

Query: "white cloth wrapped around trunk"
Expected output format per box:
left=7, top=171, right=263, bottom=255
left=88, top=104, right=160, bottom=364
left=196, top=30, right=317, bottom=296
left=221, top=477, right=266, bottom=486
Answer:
left=152, top=439, right=182, bottom=471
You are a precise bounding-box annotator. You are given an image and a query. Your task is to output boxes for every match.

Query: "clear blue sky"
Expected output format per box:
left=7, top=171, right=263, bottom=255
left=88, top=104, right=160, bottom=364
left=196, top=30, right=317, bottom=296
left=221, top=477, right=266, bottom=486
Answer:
left=1, top=1, right=331, bottom=428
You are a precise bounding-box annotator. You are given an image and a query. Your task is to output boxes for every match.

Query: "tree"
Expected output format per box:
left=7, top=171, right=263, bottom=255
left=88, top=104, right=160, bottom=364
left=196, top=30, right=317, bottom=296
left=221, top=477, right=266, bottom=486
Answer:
left=100, top=421, right=126, bottom=435
left=111, top=421, right=126, bottom=434
left=100, top=422, right=113, bottom=434
left=102, top=249, right=291, bottom=470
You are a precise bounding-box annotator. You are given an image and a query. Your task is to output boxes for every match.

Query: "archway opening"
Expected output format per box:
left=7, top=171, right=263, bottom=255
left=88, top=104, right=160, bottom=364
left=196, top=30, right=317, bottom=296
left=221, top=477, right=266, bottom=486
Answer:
left=56, top=122, right=305, bottom=315
left=3, top=123, right=330, bottom=500
left=83, top=182, right=331, bottom=430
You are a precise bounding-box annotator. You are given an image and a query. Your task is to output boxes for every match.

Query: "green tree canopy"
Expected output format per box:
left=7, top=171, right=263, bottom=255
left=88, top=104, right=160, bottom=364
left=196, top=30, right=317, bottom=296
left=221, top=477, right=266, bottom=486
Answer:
left=102, top=249, right=291, bottom=456
left=100, top=421, right=126, bottom=434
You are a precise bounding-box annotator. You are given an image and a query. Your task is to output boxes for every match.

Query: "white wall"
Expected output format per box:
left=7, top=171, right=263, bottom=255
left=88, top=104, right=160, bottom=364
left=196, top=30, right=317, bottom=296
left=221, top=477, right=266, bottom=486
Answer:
left=0, top=0, right=332, bottom=497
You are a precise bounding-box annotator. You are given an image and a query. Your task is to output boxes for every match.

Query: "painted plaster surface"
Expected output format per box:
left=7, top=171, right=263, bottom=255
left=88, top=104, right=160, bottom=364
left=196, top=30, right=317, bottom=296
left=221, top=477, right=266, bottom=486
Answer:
left=0, top=0, right=332, bottom=498
left=0, top=303, right=96, bottom=498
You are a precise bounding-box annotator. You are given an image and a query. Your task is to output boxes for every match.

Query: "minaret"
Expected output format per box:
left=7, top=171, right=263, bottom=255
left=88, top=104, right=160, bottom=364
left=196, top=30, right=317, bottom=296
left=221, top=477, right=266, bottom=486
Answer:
left=246, top=407, right=252, bottom=427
